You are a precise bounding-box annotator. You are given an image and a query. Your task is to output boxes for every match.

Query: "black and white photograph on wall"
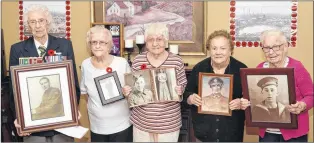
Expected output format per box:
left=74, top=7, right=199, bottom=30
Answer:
left=152, top=68, right=179, bottom=102
left=94, top=71, right=124, bottom=105
left=22, top=1, right=68, bottom=38
left=234, top=1, right=296, bottom=42
left=124, top=69, right=155, bottom=107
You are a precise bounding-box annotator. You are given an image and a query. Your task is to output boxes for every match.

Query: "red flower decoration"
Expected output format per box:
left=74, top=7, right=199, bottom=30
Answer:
left=140, top=64, right=147, bottom=70
left=19, top=16, right=23, bottom=20
left=48, top=50, right=55, bottom=56
left=106, top=67, right=112, bottom=73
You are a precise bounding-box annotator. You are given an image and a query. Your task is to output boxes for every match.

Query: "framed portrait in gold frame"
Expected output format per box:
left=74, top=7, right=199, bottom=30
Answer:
left=90, top=1, right=207, bottom=56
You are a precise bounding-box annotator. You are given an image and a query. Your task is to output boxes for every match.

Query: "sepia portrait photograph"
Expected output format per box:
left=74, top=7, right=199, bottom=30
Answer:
left=240, top=68, right=297, bottom=129
left=198, top=73, right=233, bottom=116
left=94, top=71, right=124, bottom=105
left=152, top=68, right=179, bottom=102
left=10, top=61, right=79, bottom=134
left=247, top=75, right=291, bottom=123
left=124, top=70, right=155, bottom=107
left=27, top=74, right=64, bottom=121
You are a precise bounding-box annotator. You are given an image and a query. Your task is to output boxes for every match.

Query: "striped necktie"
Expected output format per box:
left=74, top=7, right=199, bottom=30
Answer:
left=38, top=46, right=46, bottom=57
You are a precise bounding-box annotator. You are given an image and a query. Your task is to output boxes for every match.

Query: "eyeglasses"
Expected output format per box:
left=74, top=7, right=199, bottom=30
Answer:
left=28, top=19, right=47, bottom=26
left=90, top=41, right=108, bottom=46
left=262, top=43, right=285, bottom=53
left=146, top=37, right=164, bottom=44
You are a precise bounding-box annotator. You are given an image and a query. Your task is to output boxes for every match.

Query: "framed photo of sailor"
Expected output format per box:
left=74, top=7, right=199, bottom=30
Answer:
left=198, top=73, right=233, bottom=116
left=10, top=60, right=79, bottom=134
left=240, top=68, right=298, bottom=129
left=94, top=71, right=125, bottom=105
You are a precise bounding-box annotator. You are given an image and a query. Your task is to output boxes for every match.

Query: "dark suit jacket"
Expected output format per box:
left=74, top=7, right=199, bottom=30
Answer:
left=9, top=35, right=80, bottom=137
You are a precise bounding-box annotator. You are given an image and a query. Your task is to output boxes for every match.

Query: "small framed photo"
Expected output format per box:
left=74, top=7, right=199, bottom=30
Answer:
left=240, top=68, right=298, bottom=129
left=124, top=68, right=179, bottom=107
left=94, top=71, right=125, bottom=105
left=198, top=73, right=233, bottom=116
left=10, top=61, right=79, bottom=134
left=91, top=22, right=124, bottom=57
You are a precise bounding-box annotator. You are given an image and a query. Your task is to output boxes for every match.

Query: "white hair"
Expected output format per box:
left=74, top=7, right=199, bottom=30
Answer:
left=260, top=29, right=288, bottom=45
left=24, top=5, right=53, bottom=30
left=145, top=23, right=169, bottom=41
left=86, top=25, right=113, bottom=49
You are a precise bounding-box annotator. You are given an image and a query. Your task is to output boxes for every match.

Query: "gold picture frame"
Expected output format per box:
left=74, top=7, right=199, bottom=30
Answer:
left=91, top=2, right=207, bottom=56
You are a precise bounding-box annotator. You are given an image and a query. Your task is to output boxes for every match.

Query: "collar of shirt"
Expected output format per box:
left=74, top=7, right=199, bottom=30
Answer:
left=34, top=38, right=48, bottom=56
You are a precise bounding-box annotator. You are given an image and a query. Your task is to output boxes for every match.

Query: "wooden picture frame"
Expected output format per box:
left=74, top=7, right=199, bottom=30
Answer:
left=90, top=1, right=207, bottom=56
left=91, top=22, right=124, bottom=57
left=198, top=73, right=233, bottom=116
left=10, top=60, right=78, bottom=134
left=240, top=68, right=298, bottom=129
left=124, top=67, right=179, bottom=107
left=94, top=71, right=125, bottom=105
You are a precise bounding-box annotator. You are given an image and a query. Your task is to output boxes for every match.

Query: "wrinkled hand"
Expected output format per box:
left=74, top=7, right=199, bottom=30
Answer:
left=14, top=119, right=31, bottom=136
left=78, top=110, right=81, bottom=120
left=175, top=85, right=183, bottom=96
left=229, top=98, right=241, bottom=110
left=286, top=101, right=307, bottom=114
left=122, top=86, right=132, bottom=97
left=187, top=93, right=202, bottom=106
left=240, top=98, right=250, bottom=110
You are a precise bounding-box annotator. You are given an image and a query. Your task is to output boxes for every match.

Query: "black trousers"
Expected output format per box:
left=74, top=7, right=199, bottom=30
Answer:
left=91, top=126, right=133, bottom=142
left=259, top=132, right=308, bottom=142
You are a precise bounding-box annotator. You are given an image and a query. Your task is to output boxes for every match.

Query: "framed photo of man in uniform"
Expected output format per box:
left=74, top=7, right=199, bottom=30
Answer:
left=198, top=73, right=233, bottom=116
left=240, top=68, right=298, bottom=129
left=10, top=60, right=79, bottom=134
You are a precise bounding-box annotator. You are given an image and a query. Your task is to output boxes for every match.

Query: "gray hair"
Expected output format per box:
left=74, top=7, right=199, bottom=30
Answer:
left=86, top=25, right=113, bottom=50
left=24, top=5, right=53, bottom=31
left=145, top=23, right=169, bottom=42
left=260, top=29, right=288, bottom=45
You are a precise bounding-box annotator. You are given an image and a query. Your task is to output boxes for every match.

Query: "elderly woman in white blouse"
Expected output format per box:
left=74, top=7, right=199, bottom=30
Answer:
left=80, top=25, right=132, bottom=142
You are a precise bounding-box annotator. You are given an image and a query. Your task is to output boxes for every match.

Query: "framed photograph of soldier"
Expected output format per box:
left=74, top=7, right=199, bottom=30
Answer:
left=10, top=60, right=79, bottom=134
left=124, top=67, right=179, bottom=107
left=198, top=73, right=234, bottom=116
left=240, top=68, right=298, bottom=129
left=91, top=22, right=124, bottom=57
left=94, top=71, right=125, bottom=105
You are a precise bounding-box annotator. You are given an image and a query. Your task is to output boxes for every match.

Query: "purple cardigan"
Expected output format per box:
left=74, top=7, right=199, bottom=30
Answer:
left=256, top=57, right=313, bottom=140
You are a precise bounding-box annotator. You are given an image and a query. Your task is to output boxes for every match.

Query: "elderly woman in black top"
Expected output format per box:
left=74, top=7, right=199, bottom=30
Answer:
left=183, top=30, right=247, bottom=142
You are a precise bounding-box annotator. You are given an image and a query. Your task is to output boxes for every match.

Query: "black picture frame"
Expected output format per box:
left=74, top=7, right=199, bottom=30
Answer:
left=94, top=71, right=124, bottom=105
left=240, top=68, right=298, bottom=129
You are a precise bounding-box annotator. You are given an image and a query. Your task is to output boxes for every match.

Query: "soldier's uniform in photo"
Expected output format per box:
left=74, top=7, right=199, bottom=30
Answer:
left=251, top=77, right=291, bottom=123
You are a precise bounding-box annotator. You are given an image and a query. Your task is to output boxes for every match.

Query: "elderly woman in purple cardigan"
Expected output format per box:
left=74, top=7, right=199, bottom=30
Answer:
left=241, top=29, right=313, bottom=142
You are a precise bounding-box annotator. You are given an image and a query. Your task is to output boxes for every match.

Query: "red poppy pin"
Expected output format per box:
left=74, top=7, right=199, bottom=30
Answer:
left=48, top=50, right=55, bottom=56
left=140, top=64, right=147, bottom=70
left=106, top=67, right=112, bottom=73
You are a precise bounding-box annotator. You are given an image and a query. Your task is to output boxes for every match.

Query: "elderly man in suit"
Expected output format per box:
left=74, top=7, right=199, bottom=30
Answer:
left=9, top=4, right=80, bottom=142
left=202, top=77, right=229, bottom=113
left=251, top=76, right=290, bottom=123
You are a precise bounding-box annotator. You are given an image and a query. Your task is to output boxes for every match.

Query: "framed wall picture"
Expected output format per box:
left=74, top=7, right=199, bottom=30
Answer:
left=91, top=22, right=124, bottom=57
left=94, top=71, right=124, bottom=105
left=124, top=67, right=179, bottom=107
left=19, top=1, right=71, bottom=40
left=230, top=0, right=298, bottom=47
left=240, top=68, right=298, bottom=129
left=91, top=1, right=207, bottom=55
left=10, top=60, right=78, bottom=134
left=198, top=73, right=233, bottom=116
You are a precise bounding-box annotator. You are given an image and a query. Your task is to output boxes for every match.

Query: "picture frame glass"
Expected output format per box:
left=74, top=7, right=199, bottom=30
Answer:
left=199, top=75, right=232, bottom=116
left=247, top=75, right=291, bottom=123
left=99, top=76, right=120, bottom=100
